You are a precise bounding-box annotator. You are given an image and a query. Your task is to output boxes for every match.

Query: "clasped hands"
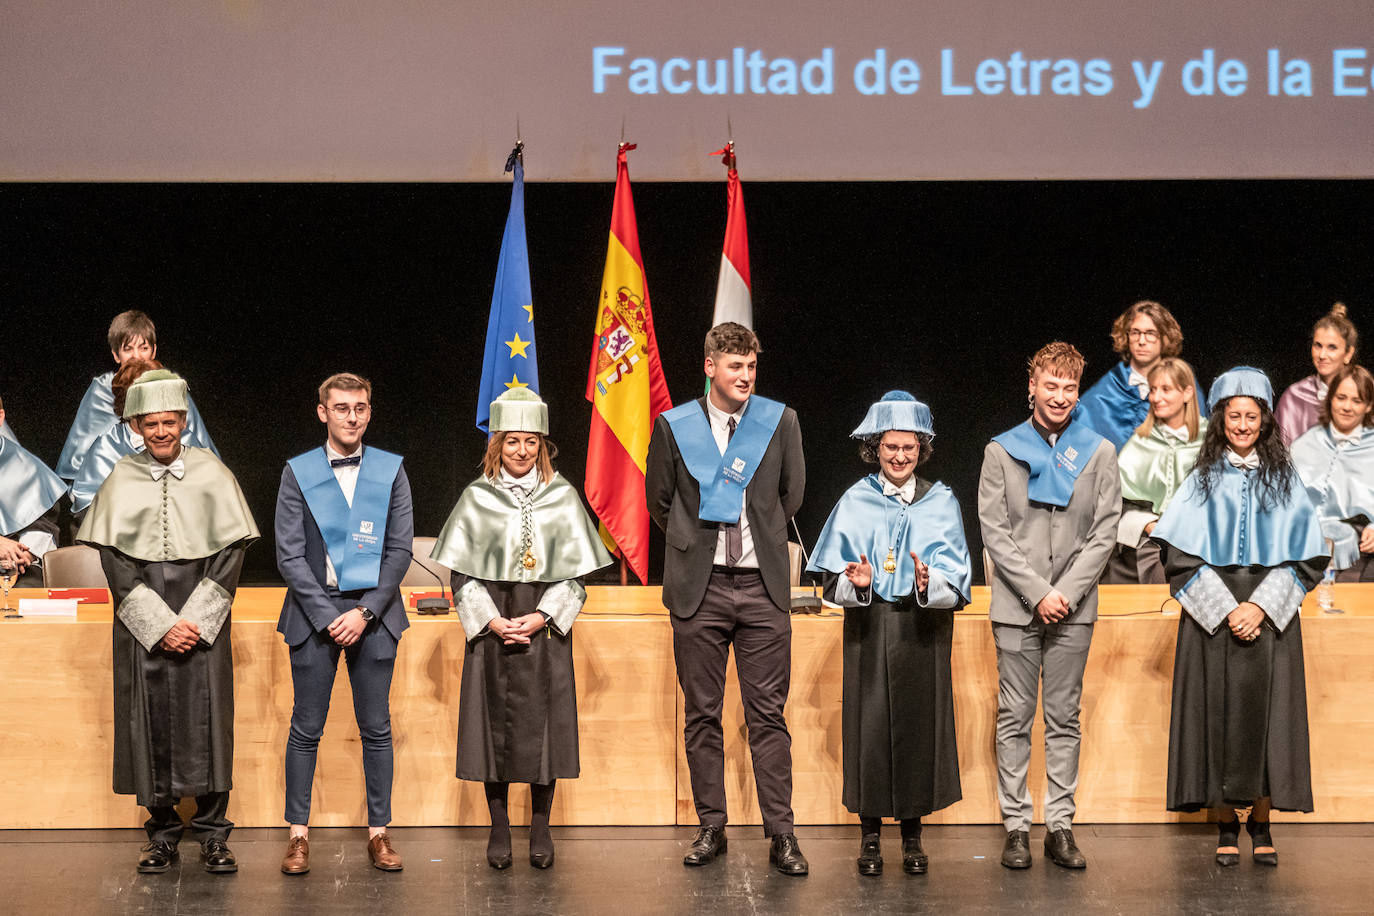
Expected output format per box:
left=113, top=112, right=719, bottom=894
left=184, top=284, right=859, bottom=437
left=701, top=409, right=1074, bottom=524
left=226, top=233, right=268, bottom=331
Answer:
left=843, top=552, right=930, bottom=595
left=0, top=536, right=33, bottom=572
left=1227, top=601, right=1265, bottom=642
left=159, top=619, right=201, bottom=654
left=488, top=613, right=547, bottom=645
left=327, top=607, right=371, bottom=647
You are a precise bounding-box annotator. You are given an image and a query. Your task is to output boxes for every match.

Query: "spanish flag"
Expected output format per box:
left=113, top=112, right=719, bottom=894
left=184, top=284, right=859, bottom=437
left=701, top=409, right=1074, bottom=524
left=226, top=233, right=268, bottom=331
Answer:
left=585, top=143, right=673, bottom=584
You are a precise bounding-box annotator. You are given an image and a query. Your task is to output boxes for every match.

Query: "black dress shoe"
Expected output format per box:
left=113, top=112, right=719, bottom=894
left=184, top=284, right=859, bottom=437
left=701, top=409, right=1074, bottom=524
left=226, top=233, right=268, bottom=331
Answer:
left=1044, top=828, right=1087, bottom=869
left=487, top=851, right=512, bottom=870
left=857, top=835, right=882, bottom=876
left=529, top=850, right=555, bottom=869
left=200, top=837, right=237, bottom=874
left=902, top=836, right=929, bottom=875
left=1215, top=817, right=1241, bottom=867
left=1001, top=830, right=1031, bottom=869
left=682, top=825, right=727, bottom=866
left=769, top=833, right=809, bottom=876
left=137, top=840, right=179, bottom=874
left=1246, top=819, right=1278, bottom=867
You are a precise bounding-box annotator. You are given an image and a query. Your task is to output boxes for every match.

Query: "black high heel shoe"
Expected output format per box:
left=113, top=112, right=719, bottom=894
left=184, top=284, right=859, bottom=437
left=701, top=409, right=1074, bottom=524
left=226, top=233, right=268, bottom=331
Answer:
left=1215, top=817, right=1241, bottom=867
left=1246, top=817, right=1278, bottom=866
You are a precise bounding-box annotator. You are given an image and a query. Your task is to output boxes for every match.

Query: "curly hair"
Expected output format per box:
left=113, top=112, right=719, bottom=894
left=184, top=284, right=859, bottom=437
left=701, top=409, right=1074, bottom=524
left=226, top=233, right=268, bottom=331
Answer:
left=858, top=431, right=934, bottom=467
left=1027, top=341, right=1085, bottom=381
left=704, top=321, right=761, bottom=360
left=1110, top=300, right=1183, bottom=362
left=1318, top=364, right=1374, bottom=428
left=1194, top=397, right=1295, bottom=510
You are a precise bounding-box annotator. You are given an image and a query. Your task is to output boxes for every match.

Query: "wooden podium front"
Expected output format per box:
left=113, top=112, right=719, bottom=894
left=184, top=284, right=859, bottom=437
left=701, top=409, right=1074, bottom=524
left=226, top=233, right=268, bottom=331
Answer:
left=1, top=585, right=1371, bottom=828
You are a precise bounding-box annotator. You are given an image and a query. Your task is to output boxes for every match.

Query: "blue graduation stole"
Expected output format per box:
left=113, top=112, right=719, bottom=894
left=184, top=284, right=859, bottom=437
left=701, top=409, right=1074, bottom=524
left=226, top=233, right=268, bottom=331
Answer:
left=288, top=446, right=403, bottom=591
left=0, top=437, right=68, bottom=534
left=993, top=419, right=1104, bottom=508
left=662, top=396, right=785, bottom=523
left=1153, top=461, right=1326, bottom=568
left=807, top=476, right=973, bottom=603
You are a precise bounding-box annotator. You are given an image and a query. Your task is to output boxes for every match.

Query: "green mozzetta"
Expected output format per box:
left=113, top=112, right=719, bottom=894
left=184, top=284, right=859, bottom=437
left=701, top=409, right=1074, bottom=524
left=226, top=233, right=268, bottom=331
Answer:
left=76, top=447, right=259, bottom=561
left=431, top=473, right=612, bottom=583
left=1118, top=420, right=1207, bottom=514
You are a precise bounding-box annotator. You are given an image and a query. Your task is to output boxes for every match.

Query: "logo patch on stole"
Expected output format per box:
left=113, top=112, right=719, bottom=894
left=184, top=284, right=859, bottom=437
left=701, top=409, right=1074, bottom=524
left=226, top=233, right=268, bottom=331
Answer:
left=1063, top=446, right=1078, bottom=462
left=359, top=520, right=374, bottom=534
left=731, top=457, right=746, bottom=473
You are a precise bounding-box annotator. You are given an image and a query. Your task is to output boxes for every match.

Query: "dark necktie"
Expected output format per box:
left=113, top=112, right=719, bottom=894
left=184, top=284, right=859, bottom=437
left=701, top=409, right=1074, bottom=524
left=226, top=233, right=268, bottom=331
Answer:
left=330, top=455, right=361, bottom=468
left=725, top=417, right=743, bottom=566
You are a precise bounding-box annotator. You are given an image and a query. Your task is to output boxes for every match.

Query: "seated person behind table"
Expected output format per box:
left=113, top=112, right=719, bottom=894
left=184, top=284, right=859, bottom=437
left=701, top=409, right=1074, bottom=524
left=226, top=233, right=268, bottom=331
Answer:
left=1076, top=300, right=1204, bottom=450
left=56, top=309, right=216, bottom=484
left=0, top=393, right=66, bottom=585
left=1106, top=358, right=1207, bottom=584
left=1290, top=364, right=1374, bottom=581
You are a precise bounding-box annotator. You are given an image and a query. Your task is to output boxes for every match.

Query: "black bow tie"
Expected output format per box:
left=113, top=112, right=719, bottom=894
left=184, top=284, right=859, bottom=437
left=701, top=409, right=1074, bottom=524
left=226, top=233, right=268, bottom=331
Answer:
left=330, top=455, right=361, bottom=468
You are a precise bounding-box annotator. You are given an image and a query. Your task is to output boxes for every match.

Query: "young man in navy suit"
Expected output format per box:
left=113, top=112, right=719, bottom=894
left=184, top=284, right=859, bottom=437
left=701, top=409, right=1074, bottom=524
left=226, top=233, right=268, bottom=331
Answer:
left=275, top=373, right=414, bottom=874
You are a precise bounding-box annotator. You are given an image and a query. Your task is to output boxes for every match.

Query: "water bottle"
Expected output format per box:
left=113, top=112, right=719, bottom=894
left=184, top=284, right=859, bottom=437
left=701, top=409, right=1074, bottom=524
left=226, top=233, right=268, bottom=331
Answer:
left=1316, top=569, right=1336, bottom=613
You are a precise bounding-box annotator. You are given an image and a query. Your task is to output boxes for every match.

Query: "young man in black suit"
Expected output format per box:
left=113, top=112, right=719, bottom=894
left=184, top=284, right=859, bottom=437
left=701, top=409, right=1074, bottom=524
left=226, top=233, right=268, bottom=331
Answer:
left=646, top=322, right=808, bottom=876
left=275, top=373, right=413, bottom=874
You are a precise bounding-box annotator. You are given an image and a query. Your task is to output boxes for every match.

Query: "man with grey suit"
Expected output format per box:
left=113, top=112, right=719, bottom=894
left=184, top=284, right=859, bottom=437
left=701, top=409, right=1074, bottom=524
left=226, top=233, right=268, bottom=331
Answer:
left=646, top=322, right=808, bottom=876
left=978, top=342, right=1120, bottom=870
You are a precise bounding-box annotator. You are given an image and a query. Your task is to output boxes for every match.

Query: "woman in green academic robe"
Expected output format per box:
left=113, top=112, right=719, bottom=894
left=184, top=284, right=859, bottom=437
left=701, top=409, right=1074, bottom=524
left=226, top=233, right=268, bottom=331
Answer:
left=431, top=389, right=612, bottom=871
left=1107, top=358, right=1206, bottom=584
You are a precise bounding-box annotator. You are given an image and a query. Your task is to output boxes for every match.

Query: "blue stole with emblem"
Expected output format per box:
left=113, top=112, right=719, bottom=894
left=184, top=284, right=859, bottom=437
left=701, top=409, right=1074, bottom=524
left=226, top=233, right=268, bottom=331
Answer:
left=807, top=475, right=973, bottom=603
left=0, top=436, right=67, bottom=534
left=663, top=396, right=785, bottom=523
left=1152, top=461, right=1325, bottom=568
left=288, top=446, right=403, bottom=591
left=993, top=419, right=1104, bottom=508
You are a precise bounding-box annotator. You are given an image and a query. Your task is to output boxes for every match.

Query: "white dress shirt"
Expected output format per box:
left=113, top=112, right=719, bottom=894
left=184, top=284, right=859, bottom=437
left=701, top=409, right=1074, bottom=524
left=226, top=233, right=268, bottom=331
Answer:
left=323, top=442, right=363, bottom=588
left=705, top=397, right=757, bottom=568
left=1128, top=368, right=1150, bottom=399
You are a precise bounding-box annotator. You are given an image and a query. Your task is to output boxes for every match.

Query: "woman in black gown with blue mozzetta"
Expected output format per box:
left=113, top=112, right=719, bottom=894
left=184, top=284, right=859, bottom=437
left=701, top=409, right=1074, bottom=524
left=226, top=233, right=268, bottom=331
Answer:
left=1151, top=368, right=1328, bottom=867
left=806, top=391, right=972, bottom=876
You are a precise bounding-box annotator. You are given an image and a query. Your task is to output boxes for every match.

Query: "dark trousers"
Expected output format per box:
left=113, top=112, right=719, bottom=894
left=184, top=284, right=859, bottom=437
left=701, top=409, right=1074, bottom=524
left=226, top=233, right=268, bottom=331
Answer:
left=145, top=792, right=231, bottom=846
left=671, top=569, right=794, bottom=836
left=285, top=621, right=398, bottom=827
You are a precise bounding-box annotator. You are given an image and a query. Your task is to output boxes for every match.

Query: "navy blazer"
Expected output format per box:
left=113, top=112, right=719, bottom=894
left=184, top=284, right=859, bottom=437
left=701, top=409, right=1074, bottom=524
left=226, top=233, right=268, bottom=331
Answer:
left=275, top=456, right=414, bottom=647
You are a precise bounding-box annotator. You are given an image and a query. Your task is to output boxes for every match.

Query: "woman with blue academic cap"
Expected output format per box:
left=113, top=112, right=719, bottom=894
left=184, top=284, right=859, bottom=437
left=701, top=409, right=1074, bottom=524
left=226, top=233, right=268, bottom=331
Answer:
left=1290, top=364, right=1374, bottom=581
left=1151, top=367, right=1328, bottom=868
left=807, top=391, right=972, bottom=877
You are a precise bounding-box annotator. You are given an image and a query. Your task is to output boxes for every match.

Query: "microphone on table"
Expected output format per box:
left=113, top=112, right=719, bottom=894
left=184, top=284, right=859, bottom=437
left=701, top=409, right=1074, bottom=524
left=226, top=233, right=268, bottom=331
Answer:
left=788, top=517, right=824, bottom=613
left=413, top=556, right=452, bottom=615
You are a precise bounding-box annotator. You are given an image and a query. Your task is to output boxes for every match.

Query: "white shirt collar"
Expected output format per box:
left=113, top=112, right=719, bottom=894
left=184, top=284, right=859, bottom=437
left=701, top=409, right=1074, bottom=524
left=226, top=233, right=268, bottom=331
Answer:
left=878, top=471, right=917, bottom=504
left=1162, top=423, right=1191, bottom=442
left=325, top=442, right=363, bottom=463
left=705, top=396, right=746, bottom=429
left=1225, top=448, right=1260, bottom=471
left=1127, top=368, right=1150, bottom=398
left=147, top=451, right=185, bottom=481
left=1316, top=378, right=1330, bottom=400
left=1332, top=425, right=1364, bottom=446
left=499, top=466, right=540, bottom=495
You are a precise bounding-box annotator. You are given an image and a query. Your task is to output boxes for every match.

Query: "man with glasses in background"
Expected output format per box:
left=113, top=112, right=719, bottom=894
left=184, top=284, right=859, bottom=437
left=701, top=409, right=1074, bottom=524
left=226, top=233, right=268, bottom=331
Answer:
left=275, top=373, right=414, bottom=875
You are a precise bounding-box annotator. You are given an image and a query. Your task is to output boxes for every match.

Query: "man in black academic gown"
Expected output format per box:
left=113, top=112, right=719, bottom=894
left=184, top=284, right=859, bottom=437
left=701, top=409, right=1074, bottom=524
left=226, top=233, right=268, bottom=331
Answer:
left=77, top=370, right=259, bottom=875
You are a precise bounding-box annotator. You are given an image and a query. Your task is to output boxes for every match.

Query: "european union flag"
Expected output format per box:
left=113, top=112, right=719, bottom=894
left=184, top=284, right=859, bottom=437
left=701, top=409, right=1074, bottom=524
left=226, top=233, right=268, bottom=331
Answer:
left=476, top=145, right=538, bottom=433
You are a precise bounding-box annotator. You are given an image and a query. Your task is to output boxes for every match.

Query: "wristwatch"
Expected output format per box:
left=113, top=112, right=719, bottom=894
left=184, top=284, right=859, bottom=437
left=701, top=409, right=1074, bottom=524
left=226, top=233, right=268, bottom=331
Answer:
left=357, top=606, right=375, bottom=622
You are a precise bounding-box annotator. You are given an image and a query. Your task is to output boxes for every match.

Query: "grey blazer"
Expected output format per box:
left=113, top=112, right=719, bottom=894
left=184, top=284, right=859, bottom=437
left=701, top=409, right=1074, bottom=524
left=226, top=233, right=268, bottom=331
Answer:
left=645, top=397, right=805, bottom=618
left=977, top=435, right=1121, bottom=625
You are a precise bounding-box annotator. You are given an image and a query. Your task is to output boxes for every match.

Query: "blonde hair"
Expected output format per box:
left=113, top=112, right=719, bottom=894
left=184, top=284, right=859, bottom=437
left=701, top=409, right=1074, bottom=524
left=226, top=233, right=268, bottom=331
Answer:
left=483, top=431, right=557, bottom=484
left=1134, top=357, right=1200, bottom=441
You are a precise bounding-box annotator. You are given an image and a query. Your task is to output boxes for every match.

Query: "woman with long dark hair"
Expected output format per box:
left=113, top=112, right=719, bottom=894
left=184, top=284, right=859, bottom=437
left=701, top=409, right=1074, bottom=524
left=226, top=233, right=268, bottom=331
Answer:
left=1151, top=368, right=1327, bottom=867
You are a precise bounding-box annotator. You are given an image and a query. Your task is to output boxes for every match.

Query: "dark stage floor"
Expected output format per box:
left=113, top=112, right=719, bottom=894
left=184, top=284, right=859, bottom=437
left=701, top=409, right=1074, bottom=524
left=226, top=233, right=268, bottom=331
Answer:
left=3, top=824, right=1370, bottom=915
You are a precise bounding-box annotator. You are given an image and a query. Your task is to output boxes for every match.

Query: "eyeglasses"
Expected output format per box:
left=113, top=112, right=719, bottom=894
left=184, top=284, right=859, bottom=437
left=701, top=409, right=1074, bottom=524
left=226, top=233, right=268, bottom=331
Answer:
left=326, top=404, right=371, bottom=419
left=878, top=443, right=921, bottom=458
left=1127, top=329, right=1160, bottom=342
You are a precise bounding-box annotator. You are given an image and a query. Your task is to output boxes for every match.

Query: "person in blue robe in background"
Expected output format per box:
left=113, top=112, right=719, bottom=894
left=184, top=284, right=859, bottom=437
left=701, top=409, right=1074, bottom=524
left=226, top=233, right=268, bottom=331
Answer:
left=1076, top=300, right=1205, bottom=450
left=1152, top=367, right=1327, bottom=868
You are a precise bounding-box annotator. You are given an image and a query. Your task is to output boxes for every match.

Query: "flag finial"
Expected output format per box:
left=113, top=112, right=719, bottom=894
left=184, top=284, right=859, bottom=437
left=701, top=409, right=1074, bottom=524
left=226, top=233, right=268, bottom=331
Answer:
left=505, top=140, right=524, bottom=173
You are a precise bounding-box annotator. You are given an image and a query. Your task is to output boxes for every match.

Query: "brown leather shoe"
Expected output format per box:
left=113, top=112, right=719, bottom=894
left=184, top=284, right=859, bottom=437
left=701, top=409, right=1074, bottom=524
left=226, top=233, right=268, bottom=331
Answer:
left=368, top=832, right=403, bottom=871
left=281, top=835, right=309, bottom=875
